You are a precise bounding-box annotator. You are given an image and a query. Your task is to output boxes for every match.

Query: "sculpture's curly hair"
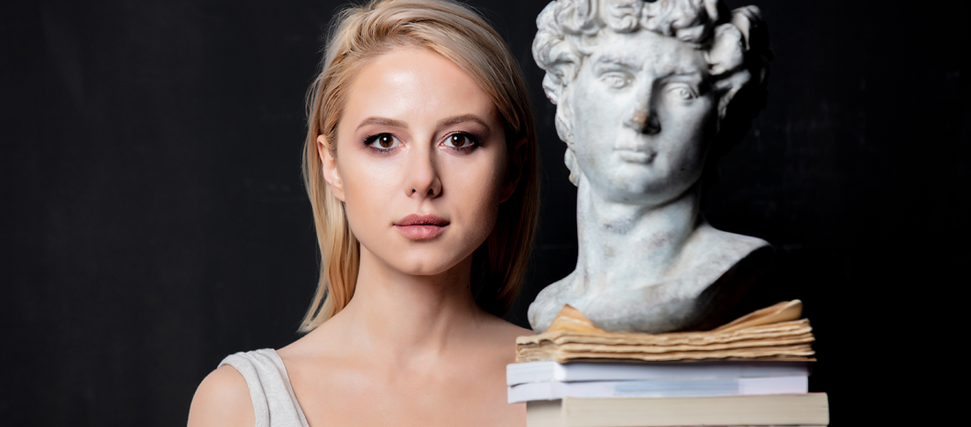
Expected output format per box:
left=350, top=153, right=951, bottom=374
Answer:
left=532, top=0, right=772, bottom=188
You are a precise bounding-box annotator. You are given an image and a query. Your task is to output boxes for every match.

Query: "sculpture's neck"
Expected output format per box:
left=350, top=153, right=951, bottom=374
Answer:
left=574, top=177, right=703, bottom=291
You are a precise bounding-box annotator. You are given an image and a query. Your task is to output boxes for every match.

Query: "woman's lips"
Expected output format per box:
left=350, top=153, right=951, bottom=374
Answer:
left=394, top=214, right=449, bottom=240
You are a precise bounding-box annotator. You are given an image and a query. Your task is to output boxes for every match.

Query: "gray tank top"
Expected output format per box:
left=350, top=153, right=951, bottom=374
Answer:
left=219, top=349, right=311, bottom=427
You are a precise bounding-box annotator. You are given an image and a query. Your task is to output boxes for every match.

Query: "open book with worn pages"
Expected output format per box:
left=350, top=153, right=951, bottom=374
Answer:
left=516, top=300, right=816, bottom=363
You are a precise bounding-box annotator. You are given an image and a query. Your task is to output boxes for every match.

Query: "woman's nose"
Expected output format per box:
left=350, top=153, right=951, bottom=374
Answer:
left=406, top=147, right=442, bottom=198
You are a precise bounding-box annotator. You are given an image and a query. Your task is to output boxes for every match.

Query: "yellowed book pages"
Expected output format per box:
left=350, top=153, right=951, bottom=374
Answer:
left=713, top=300, right=804, bottom=333
left=519, top=320, right=813, bottom=347
left=516, top=301, right=816, bottom=363
left=517, top=344, right=816, bottom=363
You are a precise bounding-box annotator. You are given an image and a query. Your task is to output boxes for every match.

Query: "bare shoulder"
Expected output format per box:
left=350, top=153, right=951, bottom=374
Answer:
left=473, top=314, right=532, bottom=364
left=187, top=364, right=254, bottom=427
left=495, top=319, right=533, bottom=341
left=481, top=312, right=532, bottom=340
left=468, top=316, right=528, bottom=426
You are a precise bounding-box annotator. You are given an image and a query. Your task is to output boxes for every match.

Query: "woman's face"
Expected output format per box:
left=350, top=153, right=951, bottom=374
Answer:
left=320, top=47, right=514, bottom=277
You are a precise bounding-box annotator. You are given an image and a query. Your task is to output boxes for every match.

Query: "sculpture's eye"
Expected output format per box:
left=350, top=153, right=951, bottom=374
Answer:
left=668, top=85, right=697, bottom=100
left=601, top=72, right=632, bottom=89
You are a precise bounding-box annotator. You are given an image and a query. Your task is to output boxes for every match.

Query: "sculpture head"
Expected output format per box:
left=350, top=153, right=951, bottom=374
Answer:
left=533, top=0, right=770, bottom=204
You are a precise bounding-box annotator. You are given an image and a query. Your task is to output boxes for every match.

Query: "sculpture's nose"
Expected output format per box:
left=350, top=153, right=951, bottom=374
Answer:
left=624, top=108, right=661, bottom=134
left=623, top=83, right=661, bottom=135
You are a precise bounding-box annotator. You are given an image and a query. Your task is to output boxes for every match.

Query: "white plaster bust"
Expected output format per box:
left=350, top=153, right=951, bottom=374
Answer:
left=529, top=0, right=774, bottom=333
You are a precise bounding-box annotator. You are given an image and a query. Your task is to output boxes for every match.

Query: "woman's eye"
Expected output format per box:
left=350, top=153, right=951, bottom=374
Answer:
left=444, top=133, right=478, bottom=149
left=601, top=72, right=632, bottom=89
left=365, top=133, right=400, bottom=150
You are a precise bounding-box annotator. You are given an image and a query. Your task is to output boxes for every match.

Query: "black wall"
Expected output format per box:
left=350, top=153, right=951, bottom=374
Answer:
left=2, top=0, right=967, bottom=425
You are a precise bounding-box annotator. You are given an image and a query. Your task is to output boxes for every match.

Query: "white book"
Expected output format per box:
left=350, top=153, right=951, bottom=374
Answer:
left=509, top=376, right=807, bottom=403
left=507, top=360, right=811, bottom=386
left=526, top=394, right=829, bottom=427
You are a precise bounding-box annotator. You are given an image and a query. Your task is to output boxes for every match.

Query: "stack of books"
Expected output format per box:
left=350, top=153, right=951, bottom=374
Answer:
left=509, top=301, right=829, bottom=426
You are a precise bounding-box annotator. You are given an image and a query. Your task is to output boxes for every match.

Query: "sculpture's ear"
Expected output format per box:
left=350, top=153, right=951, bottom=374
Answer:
left=540, top=61, right=578, bottom=105
left=552, top=88, right=581, bottom=187
left=554, top=105, right=574, bottom=146
left=535, top=43, right=581, bottom=106
left=553, top=85, right=575, bottom=145
left=564, top=148, right=581, bottom=187
left=317, top=135, right=345, bottom=201
left=542, top=74, right=563, bottom=105
left=714, top=70, right=752, bottom=121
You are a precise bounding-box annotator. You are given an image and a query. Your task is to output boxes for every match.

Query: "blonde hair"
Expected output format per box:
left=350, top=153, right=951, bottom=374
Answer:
left=300, top=0, right=539, bottom=332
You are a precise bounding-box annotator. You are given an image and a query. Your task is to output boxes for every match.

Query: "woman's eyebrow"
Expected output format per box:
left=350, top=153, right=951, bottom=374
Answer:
left=356, top=116, right=407, bottom=130
left=439, top=114, right=489, bottom=128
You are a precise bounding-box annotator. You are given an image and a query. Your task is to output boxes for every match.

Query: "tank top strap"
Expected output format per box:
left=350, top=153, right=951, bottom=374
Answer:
left=219, top=349, right=310, bottom=427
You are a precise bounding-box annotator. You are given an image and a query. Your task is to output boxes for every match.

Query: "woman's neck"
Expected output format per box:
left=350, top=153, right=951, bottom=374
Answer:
left=331, top=248, right=486, bottom=363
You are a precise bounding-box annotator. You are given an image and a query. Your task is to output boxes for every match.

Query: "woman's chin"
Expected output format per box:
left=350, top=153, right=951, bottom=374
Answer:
left=393, top=259, right=465, bottom=277
left=377, top=250, right=473, bottom=278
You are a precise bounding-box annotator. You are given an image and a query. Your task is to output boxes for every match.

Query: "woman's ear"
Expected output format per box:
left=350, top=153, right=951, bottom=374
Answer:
left=499, top=137, right=525, bottom=203
left=318, top=135, right=345, bottom=201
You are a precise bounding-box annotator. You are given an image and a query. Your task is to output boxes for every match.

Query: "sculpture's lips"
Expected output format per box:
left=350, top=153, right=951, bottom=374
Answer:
left=394, top=214, right=449, bottom=240
left=615, top=148, right=656, bottom=164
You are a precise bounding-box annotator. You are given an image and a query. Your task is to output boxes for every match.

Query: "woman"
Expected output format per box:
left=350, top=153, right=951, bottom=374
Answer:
left=187, top=0, right=538, bottom=426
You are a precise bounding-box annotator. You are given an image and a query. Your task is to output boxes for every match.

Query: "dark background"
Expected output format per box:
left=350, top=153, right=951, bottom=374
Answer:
left=1, top=0, right=967, bottom=425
